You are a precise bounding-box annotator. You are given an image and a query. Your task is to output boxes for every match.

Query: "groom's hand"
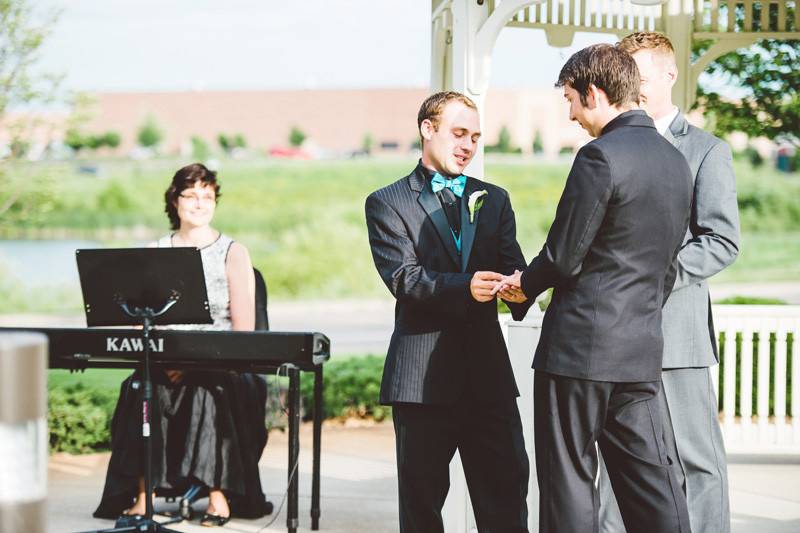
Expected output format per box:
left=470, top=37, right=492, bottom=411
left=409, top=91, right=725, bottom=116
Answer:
left=499, top=285, right=527, bottom=303
left=470, top=271, right=504, bottom=302
left=492, top=270, right=524, bottom=297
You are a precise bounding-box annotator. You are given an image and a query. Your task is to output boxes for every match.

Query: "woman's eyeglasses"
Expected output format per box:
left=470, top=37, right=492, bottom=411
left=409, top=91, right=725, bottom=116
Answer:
left=179, top=193, right=216, bottom=204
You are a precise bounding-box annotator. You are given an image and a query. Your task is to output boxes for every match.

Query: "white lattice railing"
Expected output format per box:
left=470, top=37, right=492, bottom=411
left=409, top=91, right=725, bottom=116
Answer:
left=695, top=0, right=800, bottom=34
left=502, top=0, right=664, bottom=33
left=713, top=305, right=800, bottom=450
left=502, top=304, right=800, bottom=452
left=482, top=0, right=799, bottom=36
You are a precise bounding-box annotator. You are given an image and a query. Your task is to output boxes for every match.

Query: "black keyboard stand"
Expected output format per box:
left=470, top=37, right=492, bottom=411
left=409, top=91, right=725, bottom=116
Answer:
left=79, top=296, right=182, bottom=533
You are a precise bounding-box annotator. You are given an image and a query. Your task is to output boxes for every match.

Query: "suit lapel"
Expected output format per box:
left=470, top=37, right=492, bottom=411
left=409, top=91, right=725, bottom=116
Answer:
left=459, top=178, right=479, bottom=272
left=665, top=112, right=688, bottom=149
left=414, top=169, right=461, bottom=268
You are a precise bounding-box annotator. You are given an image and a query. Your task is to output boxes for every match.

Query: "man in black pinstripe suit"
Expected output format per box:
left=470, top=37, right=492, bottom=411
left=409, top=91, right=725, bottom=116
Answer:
left=365, top=92, right=532, bottom=533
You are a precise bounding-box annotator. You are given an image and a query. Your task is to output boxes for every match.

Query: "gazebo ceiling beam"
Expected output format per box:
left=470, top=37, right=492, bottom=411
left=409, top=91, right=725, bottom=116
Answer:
left=471, top=0, right=544, bottom=93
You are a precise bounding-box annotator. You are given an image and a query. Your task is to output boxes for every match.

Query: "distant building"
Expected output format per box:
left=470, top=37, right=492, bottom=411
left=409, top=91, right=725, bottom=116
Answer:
left=78, top=87, right=589, bottom=158
left=6, top=88, right=716, bottom=161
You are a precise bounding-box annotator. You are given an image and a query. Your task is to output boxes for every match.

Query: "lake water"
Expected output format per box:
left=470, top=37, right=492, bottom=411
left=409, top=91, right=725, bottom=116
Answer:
left=0, top=240, right=106, bottom=288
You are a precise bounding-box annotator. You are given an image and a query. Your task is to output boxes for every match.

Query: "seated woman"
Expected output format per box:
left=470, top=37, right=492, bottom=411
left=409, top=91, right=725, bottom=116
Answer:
left=94, top=163, right=270, bottom=527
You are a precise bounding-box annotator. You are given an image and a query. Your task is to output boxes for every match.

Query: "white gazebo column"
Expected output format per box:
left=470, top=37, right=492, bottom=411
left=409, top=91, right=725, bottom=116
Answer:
left=435, top=0, right=491, bottom=178
left=662, top=0, right=694, bottom=111
left=433, top=0, right=542, bottom=178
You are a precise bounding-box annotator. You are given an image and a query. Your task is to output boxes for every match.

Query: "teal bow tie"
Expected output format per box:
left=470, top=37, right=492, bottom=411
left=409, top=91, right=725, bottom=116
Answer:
left=431, top=173, right=466, bottom=198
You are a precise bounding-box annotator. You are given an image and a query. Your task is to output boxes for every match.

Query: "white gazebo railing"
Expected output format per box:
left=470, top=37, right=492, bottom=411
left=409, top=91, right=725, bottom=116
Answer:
left=713, top=305, right=800, bottom=451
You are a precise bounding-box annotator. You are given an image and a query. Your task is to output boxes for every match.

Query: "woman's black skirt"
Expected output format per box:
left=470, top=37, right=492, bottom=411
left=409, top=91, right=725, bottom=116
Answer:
left=93, top=370, right=270, bottom=519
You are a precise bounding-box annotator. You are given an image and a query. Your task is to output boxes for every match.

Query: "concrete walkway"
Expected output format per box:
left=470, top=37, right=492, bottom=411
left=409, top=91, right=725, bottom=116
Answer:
left=47, top=422, right=800, bottom=533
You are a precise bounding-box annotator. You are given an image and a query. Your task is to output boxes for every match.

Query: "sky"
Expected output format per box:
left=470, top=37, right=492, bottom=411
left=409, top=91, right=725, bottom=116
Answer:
left=36, top=0, right=618, bottom=93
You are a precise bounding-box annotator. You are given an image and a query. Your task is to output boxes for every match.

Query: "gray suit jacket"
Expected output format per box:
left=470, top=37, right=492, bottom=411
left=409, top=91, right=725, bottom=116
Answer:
left=661, top=113, right=740, bottom=369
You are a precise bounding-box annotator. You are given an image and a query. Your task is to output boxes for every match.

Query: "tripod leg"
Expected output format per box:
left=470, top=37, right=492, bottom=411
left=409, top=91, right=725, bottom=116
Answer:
left=287, top=366, right=300, bottom=533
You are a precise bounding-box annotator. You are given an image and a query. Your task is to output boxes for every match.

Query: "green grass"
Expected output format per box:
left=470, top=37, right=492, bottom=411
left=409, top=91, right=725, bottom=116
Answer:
left=1, top=156, right=798, bottom=310
left=713, top=232, right=800, bottom=283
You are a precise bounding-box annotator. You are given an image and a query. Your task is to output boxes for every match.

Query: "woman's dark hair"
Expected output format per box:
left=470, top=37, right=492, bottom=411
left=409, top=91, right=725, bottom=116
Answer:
left=164, top=163, right=221, bottom=230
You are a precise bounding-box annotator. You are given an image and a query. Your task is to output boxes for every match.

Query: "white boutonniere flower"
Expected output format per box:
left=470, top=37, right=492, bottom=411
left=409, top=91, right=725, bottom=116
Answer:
left=467, top=190, right=488, bottom=223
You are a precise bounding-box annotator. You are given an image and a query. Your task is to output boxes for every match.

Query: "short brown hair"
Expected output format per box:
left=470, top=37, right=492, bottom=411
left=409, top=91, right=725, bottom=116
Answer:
left=618, top=32, right=675, bottom=58
left=555, top=43, right=640, bottom=107
left=164, top=163, right=221, bottom=230
left=417, top=91, right=477, bottom=142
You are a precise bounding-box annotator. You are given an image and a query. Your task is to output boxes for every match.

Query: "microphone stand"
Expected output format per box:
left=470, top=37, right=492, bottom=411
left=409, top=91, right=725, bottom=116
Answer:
left=80, top=291, right=183, bottom=533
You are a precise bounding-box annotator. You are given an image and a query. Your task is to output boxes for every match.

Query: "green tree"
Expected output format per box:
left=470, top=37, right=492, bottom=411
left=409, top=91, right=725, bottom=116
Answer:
left=64, top=129, right=120, bottom=153
left=533, top=130, right=544, bottom=154
left=64, top=129, right=86, bottom=152
left=485, top=125, right=521, bottom=154
left=0, top=0, right=60, bottom=118
left=496, top=125, right=512, bottom=152
left=234, top=133, right=247, bottom=149
left=192, top=136, right=210, bottom=160
left=101, top=131, right=121, bottom=149
left=362, top=132, right=374, bottom=154
left=86, top=134, right=103, bottom=150
left=217, top=133, right=232, bottom=154
left=137, top=115, right=163, bottom=149
left=9, top=138, right=29, bottom=158
left=694, top=5, right=799, bottom=147
left=289, top=126, right=306, bottom=147
left=0, top=0, right=61, bottom=223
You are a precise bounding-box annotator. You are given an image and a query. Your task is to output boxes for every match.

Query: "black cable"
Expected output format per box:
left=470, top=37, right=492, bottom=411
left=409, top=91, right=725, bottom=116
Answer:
left=254, top=455, right=300, bottom=532
left=250, top=363, right=299, bottom=532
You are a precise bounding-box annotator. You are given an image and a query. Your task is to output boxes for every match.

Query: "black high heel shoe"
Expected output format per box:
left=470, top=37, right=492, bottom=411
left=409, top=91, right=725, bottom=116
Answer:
left=114, top=513, right=145, bottom=528
left=199, top=512, right=230, bottom=527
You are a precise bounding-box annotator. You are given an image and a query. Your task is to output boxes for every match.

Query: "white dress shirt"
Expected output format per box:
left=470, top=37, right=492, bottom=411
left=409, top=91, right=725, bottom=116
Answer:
left=654, top=106, right=680, bottom=136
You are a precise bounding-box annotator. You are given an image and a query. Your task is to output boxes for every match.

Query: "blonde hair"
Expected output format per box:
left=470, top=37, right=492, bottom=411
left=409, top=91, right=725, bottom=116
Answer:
left=618, top=32, right=675, bottom=61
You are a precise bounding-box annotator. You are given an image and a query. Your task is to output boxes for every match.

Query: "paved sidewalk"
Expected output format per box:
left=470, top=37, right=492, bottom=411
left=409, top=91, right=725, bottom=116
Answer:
left=47, top=423, right=398, bottom=533
left=47, top=422, right=800, bottom=533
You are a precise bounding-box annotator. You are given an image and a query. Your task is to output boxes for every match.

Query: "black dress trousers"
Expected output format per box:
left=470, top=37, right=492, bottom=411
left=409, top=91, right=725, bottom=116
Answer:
left=392, top=398, right=529, bottom=533
left=533, top=371, right=690, bottom=533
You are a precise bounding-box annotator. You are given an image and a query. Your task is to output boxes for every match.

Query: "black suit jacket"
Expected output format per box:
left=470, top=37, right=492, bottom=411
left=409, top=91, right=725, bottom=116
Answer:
left=366, top=164, right=532, bottom=405
left=520, top=110, right=692, bottom=383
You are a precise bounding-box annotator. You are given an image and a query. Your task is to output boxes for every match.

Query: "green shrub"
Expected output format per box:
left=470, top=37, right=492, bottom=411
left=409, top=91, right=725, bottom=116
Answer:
left=300, top=355, right=390, bottom=422
left=96, top=180, right=133, bottom=211
left=48, top=383, right=116, bottom=453
left=137, top=115, right=163, bottom=149
left=191, top=136, right=210, bottom=160
left=289, top=126, right=306, bottom=147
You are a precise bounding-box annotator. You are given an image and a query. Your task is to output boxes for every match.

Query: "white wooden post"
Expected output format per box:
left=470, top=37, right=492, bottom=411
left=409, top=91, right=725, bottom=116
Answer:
left=740, top=326, right=754, bottom=443
left=722, top=320, right=737, bottom=436
left=507, top=312, right=544, bottom=533
left=0, top=333, right=48, bottom=533
left=792, top=323, right=800, bottom=445
left=774, top=325, right=788, bottom=443
left=757, top=323, right=771, bottom=445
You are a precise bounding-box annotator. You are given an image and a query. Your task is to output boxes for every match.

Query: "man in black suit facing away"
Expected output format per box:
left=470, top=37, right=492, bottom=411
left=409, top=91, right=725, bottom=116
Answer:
left=499, top=45, right=693, bottom=533
left=365, top=92, right=531, bottom=533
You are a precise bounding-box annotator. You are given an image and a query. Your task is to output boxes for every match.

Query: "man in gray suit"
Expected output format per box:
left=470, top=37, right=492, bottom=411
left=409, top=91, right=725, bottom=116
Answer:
left=599, top=32, right=740, bottom=533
